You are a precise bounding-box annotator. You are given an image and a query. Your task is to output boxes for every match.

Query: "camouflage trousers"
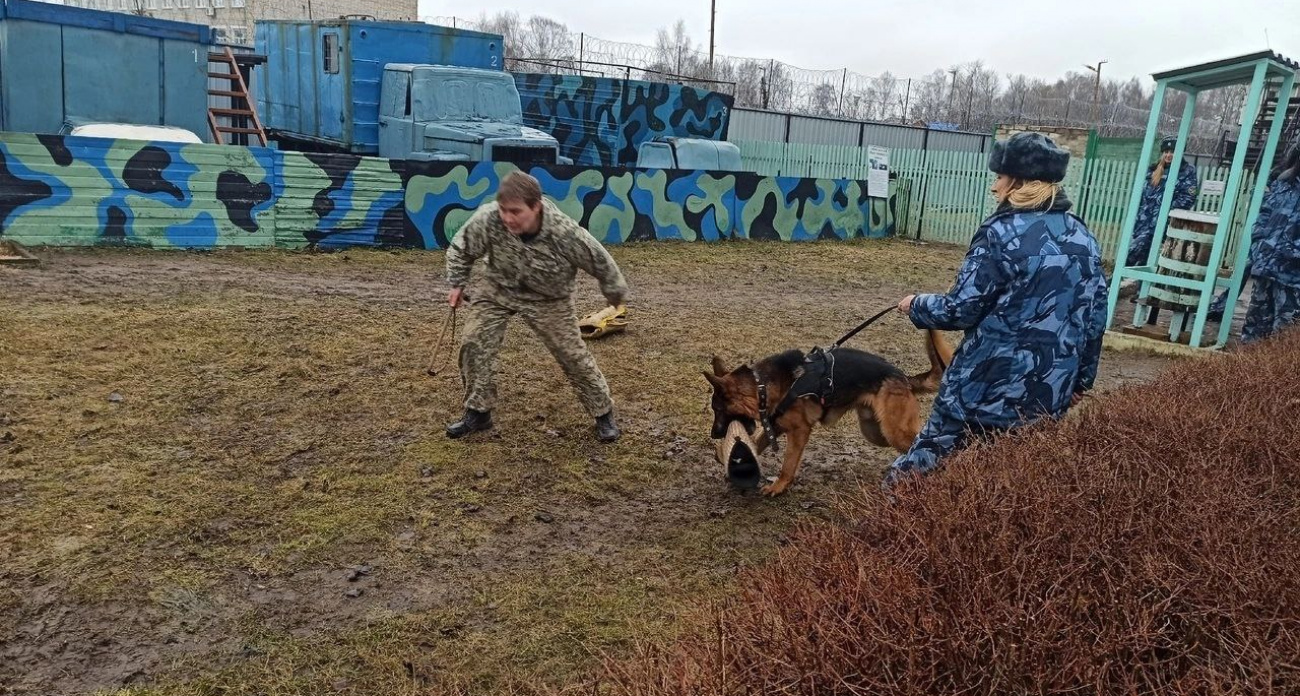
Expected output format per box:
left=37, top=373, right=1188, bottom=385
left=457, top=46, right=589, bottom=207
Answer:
left=458, top=290, right=614, bottom=417
left=1126, top=227, right=1156, bottom=267
left=880, top=410, right=1007, bottom=489
left=1241, top=277, right=1300, bottom=344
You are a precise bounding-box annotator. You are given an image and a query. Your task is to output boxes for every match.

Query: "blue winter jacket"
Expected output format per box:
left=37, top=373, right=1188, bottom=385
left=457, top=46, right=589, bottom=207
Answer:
left=1248, top=177, right=1300, bottom=287
left=908, top=194, right=1109, bottom=429
left=1134, top=159, right=1200, bottom=236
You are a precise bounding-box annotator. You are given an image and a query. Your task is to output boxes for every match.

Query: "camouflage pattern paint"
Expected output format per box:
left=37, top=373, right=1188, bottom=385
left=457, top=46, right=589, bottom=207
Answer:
left=513, top=74, right=733, bottom=167
left=0, top=132, right=899, bottom=250
left=0, top=133, right=275, bottom=248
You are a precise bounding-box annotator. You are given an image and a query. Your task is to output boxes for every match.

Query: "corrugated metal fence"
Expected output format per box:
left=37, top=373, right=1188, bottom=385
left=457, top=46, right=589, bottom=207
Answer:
left=736, top=138, right=1258, bottom=261
left=728, top=107, right=991, bottom=153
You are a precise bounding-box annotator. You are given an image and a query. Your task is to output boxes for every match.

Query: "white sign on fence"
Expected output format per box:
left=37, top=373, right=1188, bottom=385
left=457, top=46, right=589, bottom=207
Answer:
left=1201, top=180, right=1226, bottom=196
left=867, top=146, right=890, bottom=198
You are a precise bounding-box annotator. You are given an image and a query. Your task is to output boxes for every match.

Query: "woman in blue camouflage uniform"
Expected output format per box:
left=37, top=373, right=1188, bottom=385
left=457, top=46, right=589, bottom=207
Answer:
left=883, top=132, right=1109, bottom=487
left=1126, top=136, right=1201, bottom=268
left=1240, top=143, right=1300, bottom=343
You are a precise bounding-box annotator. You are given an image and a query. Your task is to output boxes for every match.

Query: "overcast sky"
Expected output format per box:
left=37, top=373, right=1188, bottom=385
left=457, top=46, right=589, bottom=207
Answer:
left=417, top=0, right=1298, bottom=83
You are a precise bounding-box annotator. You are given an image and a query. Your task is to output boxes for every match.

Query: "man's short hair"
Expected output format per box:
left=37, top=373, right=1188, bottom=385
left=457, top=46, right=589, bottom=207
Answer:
left=497, top=171, right=543, bottom=206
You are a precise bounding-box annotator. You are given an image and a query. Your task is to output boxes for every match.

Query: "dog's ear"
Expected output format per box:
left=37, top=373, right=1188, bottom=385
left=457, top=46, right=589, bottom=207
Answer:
left=711, top=355, right=728, bottom=376
left=702, top=371, right=723, bottom=388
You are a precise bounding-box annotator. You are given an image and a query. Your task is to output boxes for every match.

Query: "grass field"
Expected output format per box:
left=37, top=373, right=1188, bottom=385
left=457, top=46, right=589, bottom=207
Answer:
left=0, top=240, right=1173, bottom=695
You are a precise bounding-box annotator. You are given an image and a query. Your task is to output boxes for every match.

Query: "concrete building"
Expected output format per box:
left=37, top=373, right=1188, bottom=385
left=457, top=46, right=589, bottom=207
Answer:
left=54, top=0, right=416, bottom=45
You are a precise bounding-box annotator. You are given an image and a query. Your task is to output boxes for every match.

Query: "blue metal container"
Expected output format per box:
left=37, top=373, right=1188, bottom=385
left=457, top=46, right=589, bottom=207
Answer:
left=256, top=19, right=504, bottom=154
left=0, top=0, right=213, bottom=140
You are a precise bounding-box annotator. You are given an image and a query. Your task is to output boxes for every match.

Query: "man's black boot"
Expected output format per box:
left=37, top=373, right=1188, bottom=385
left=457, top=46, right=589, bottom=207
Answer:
left=446, top=409, right=493, bottom=439
left=595, top=411, right=620, bottom=443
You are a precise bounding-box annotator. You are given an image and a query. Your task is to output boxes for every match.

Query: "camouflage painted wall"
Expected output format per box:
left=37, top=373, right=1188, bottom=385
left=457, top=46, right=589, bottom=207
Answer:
left=402, top=162, right=896, bottom=247
left=513, top=74, right=733, bottom=168
left=0, top=133, right=276, bottom=247
left=0, top=132, right=897, bottom=250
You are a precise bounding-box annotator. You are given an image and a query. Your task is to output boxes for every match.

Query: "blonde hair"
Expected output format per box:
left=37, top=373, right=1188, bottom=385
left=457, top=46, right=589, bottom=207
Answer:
left=1001, top=179, right=1062, bottom=210
left=1150, top=160, right=1167, bottom=187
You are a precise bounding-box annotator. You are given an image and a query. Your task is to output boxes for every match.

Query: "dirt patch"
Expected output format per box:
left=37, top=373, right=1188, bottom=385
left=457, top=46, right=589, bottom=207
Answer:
left=0, top=240, right=1176, bottom=695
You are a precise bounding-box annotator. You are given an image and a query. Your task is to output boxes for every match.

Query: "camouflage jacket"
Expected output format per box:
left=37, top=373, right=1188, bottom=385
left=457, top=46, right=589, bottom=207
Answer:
left=446, top=198, right=629, bottom=303
left=1134, top=159, right=1200, bottom=234
left=1248, top=177, right=1300, bottom=287
left=908, top=194, right=1109, bottom=428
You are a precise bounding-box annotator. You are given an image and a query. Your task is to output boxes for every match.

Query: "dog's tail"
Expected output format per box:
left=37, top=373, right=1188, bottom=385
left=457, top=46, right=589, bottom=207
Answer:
left=907, top=329, right=953, bottom=394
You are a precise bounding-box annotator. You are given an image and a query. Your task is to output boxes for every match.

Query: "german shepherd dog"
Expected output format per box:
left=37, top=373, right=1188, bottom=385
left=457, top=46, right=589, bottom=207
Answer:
left=704, top=330, right=953, bottom=496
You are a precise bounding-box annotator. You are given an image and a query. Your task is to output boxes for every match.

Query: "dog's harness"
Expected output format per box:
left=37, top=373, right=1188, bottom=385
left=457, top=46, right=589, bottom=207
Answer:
left=758, top=305, right=899, bottom=448
left=755, top=371, right=780, bottom=453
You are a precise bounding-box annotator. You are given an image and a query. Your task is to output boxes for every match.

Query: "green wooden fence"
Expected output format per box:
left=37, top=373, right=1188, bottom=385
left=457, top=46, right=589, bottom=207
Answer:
left=735, top=139, right=1257, bottom=262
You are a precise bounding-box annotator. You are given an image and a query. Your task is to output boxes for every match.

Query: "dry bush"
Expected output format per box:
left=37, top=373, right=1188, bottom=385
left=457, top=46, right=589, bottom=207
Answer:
left=600, top=330, right=1300, bottom=695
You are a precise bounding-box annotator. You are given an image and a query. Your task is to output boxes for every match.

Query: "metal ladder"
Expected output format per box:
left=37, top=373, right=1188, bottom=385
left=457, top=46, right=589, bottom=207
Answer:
left=207, top=46, right=267, bottom=146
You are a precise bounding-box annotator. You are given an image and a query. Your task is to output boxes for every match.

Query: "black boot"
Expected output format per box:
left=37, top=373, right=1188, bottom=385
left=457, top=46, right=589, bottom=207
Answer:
left=595, top=411, right=620, bottom=443
left=446, top=409, right=492, bottom=439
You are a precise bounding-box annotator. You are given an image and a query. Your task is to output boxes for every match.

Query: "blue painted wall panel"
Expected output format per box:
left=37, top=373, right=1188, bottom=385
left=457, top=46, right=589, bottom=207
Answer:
left=0, top=20, right=64, bottom=133
left=0, top=0, right=211, bottom=139
left=161, top=39, right=209, bottom=141
left=63, top=27, right=161, bottom=128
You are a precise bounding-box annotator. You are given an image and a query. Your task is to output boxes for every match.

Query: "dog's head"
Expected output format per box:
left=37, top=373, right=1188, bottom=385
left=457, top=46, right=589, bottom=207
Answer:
left=703, top=356, right=761, bottom=439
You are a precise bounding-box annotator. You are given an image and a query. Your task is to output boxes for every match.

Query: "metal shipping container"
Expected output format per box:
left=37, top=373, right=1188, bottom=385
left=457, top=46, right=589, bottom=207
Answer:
left=255, top=18, right=505, bottom=154
left=0, top=0, right=213, bottom=141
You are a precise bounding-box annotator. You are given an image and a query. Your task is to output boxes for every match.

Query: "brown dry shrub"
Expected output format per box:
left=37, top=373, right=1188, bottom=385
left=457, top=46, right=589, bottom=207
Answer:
left=599, top=330, right=1300, bottom=695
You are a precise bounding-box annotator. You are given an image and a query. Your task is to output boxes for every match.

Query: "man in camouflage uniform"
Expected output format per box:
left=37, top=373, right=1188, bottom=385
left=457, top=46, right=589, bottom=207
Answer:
left=883, top=132, right=1108, bottom=487
left=1240, top=143, right=1300, bottom=343
left=444, top=171, right=628, bottom=442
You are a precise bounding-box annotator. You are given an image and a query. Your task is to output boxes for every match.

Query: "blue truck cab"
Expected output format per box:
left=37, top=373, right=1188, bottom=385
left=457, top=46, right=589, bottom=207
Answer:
left=379, top=64, right=567, bottom=164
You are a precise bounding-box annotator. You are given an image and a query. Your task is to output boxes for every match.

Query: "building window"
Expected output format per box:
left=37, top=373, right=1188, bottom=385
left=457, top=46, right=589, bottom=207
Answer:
left=145, top=0, right=157, bottom=9
left=231, top=0, right=244, bottom=6
left=179, top=0, right=190, bottom=7
left=230, top=27, right=248, bottom=45
left=322, top=33, right=339, bottom=74
left=162, top=0, right=174, bottom=8
left=195, top=0, right=208, bottom=7
left=212, top=0, right=224, bottom=7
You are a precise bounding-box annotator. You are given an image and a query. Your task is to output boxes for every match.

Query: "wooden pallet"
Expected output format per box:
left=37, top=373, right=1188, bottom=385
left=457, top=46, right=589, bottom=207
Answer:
left=0, top=240, right=39, bottom=266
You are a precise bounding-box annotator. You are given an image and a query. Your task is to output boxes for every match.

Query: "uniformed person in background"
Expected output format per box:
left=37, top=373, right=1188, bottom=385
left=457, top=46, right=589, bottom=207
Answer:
left=444, top=171, right=628, bottom=442
left=1127, top=135, right=1201, bottom=268
left=1238, top=143, right=1300, bottom=343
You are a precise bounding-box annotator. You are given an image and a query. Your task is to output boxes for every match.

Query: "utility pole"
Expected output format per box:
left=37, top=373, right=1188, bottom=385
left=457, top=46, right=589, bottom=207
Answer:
left=901, top=78, right=912, bottom=123
left=838, top=67, right=848, bottom=115
left=947, top=68, right=959, bottom=122
left=708, top=0, right=717, bottom=76
left=1085, top=60, right=1108, bottom=124
left=964, top=71, right=975, bottom=129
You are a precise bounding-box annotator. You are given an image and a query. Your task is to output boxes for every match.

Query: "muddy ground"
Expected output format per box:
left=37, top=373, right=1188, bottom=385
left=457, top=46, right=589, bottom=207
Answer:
left=0, top=240, right=1175, bottom=695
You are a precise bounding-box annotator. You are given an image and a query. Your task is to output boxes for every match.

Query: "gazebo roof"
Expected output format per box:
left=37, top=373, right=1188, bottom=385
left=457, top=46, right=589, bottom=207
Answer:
left=1152, top=51, right=1299, bottom=90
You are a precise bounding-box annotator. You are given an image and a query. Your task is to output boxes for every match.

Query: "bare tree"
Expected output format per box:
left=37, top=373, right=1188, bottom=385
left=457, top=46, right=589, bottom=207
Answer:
left=868, top=72, right=899, bottom=122
left=910, top=70, right=951, bottom=124
left=519, top=16, right=576, bottom=73
left=809, top=83, right=839, bottom=117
